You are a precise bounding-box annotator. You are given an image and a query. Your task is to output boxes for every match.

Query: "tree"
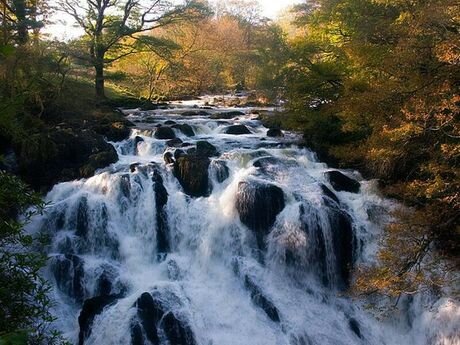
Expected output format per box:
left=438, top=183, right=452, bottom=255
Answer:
left=59, top=0, right=208, bottom=98
left=0, top=171, right=64, bottom=344
left=285, top=0, right=460, bottom=298
left=0, top=0, right=48, bottom=45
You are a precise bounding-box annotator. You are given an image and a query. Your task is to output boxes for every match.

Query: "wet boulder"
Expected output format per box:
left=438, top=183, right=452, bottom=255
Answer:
left=210, top=160, right=230, bottom=183
left=78, top=294, right=120, bottom=345
left=134, top=292, right=197, bottom=345
left=164, top=152, right=175, bottom=165
left=172, top=124, right=195, bottom=137
left=244, top=276, right=280, bottom=322
left=210, top=111, right=245, bottom=119
left=349, top=318, right=362, bottom=339
left=253, top=156, right=280, bottom=175
left=329, top=209, right=354, bottom=288
left=266, top=128, right=283, bottom=137
left=320, top=184, right=340, bottom=205
left=161, top=312, right=197, bottom=345
left=236, top=181, right=285, bottom=249
left=174, top=155, right=211, bottom=197
left=164, top=120, right=177, bottom=125
left=154, top=126, right=176, bottom=140
left=152, top=169, right=170, bottom=253
left=225, top=125, right=252, bottom=135
left=166, top=138, right=183, bottom=148
left=196, top=141, right=218, bottom=157
left=325, top=170, right=360, bottom=193
left=174, top=149, right=186, bottom=160
left=181, top=110, right=209, bottom=117
left=51, top=254, right=85, bottom=303
left=136, top=292, right=163, bottom=344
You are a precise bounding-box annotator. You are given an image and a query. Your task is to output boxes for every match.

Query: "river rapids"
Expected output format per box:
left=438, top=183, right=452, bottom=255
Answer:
left=28, top=96, right=459, bottom=345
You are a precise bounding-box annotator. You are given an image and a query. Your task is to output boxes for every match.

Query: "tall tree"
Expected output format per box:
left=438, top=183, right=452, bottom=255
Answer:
left=60, top=0, right=207, bottom=98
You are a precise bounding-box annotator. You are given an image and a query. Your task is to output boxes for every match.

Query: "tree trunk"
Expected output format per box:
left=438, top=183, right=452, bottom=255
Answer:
left=95, top=62, right=105, bottom=99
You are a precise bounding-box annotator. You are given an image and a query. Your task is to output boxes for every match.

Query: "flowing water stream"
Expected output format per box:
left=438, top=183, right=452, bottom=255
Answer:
left=29, top=97, right=459, bottom=345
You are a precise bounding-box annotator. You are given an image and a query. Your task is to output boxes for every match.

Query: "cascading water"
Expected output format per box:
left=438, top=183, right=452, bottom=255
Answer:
left=29, top=96, right=459, bottom=345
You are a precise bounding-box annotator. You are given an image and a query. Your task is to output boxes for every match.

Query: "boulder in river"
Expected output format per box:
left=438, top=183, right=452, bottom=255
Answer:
left=78, top=294, right=120, bottom=345
left=266, top=128, right=283, bottom=137
left=210, top=160, right=230, bottom=183
left=244, top=275, right=280, bottom=322
left=172, top=124, right=195, bottom=137
left=174, top=155, right=211, bottom=197
left=154, top=126, right=176, bottom=140
left=152, top=168, right=170, bottom=254
left=181, top=110, right=209, bottom=117
left=51, top=254, right=86, bottom=303
left=225, top=125, right=252, bottom=135
left=196, top=141, right=219, bottom=157
left=166, top=138, right=183, bottom=147
left=134, top=292, right=197, bottom=345
left=210, top=111, right=245, bottom=119
left=236, top=181, right=285, bottom=249
left=164, top=152, right=175, bottom=165
left=325, top=170, right=360, bottom=193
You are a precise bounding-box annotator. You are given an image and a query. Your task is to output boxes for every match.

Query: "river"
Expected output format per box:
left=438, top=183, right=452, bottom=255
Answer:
left=28, top=96, right=459, bottom=345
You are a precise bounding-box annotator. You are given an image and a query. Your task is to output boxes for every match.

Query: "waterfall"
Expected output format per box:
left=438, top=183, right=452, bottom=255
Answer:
left=29, top=97, right=460, bottom=345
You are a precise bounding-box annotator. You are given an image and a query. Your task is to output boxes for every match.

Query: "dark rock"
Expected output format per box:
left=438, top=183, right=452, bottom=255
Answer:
left=181, top=142, right=192, bottom=148
left=161, top=312, right=197, bottom=345
left=120, top=174, right=131, bottom=198
left=236, top=181, right=285, bottom=249
left=136, top=292, right=162, bottom=344
left=130, top=163, right=141, bottom=173
left=135, top=292, right=197, bottom=345
left=267, top=128, right=283, bottom=137
left=181, top=110, right=209, bottom=116
left=164, top=152, right=175, bottom=165
left=225, top=125, right=252, bottom=135
left=174, top=149, right=186, bottom=160
left=320, top=184, right=340, bottom=204
left=253, top=157, right=280, bottom=175
left=210, top=111, right=245, bottom=119
left=78, top=294, right=119, bottom=345
left=80, top=149, right=118, bottom=177
left=329, top=210, right=354, bottom=288
left=349, top=318, right=362, bottom=338
left=154, top=127, right=176, bottom=140
left=196, top=141, right=218, bottom=157
left=51, top=254, right=85, bottom=303
left=244, top=276, right=280, bottom=322
left=164, top=120, right=177, bottom=125
left=325, top=170, right=360, bottom=193
left=131, top=323, right=144, bottom=345
left=19, top=128, right=118, bottom=190
left=96, top=273, right=113, bottom=296
left=152, top=169, right=170, bottom=253
left=172, top=124, right=195, bottom=137
left=76, top=197, right=89, bottom=237
left=210, top=160, right=230, bottom=183
left=166, top=138, right=183, bottom=147
left=174, top=155, right=211, bottom=197
left=155, top=124, right=162, bottom=128
left=93, top=121, right=132, bottom=142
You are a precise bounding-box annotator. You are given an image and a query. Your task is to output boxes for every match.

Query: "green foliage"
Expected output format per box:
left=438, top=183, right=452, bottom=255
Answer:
left=286, top=0, right=460, bottom=297
left=0, top=172, right=66, bottom=344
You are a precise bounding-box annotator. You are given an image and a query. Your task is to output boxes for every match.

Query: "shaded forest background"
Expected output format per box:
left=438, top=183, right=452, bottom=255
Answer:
left=0, top=0, right=459, bottom=343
